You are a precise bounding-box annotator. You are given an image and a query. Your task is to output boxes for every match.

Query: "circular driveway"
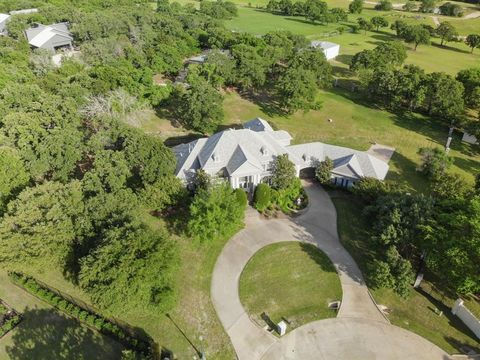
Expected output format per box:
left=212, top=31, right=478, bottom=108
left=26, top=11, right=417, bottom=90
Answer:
left=210, top=181, right=450, bottom=360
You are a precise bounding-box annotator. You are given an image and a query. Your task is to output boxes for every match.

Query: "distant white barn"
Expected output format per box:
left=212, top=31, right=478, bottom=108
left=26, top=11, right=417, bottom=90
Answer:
left=310, top=41, right=340, bottom=60
left=0, top=13, right=10, bottom=34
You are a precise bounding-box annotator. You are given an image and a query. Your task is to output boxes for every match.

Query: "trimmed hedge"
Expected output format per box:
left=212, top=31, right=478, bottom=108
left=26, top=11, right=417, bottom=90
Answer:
left=8, top=272, right=154, bottom=358
left=253, top=183, right=271, bottom=212
left=0, top=309, right=21, bottom=338
left=234, top=188, right=248, bottom=207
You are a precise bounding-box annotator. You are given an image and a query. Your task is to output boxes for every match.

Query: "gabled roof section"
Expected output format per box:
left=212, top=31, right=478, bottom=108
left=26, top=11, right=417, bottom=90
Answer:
left=332, top=154, right=364, bottom=178
left=0, top=13, right=10, bottom=23
left=311, top=41, right=339, bottom=50
left=226, top=145, right=263, bottom=176
left=25, top=22, right=72, bottom=48
left=243, top=118, right=274, bottom=132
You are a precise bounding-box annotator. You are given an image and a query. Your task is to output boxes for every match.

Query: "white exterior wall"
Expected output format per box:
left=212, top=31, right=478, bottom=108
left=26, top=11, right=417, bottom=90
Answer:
left=0, top=16, right=9, bottom=33
left=452, top=299, right=480, bottom=340
left=323, top=45, right=340, bottom=60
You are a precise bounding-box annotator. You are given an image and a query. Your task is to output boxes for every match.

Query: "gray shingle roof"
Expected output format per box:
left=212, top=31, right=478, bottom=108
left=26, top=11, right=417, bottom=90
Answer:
left=173, top=119, right=390, bottom=181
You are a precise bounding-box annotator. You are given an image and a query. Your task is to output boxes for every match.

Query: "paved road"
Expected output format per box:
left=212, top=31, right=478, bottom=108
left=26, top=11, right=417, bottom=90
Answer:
left=210, top=181, right=450, bottom=359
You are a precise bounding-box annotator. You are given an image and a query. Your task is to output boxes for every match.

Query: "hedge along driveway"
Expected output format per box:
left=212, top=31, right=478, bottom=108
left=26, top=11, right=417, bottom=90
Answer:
left=0, top=271, right=123, bottom=360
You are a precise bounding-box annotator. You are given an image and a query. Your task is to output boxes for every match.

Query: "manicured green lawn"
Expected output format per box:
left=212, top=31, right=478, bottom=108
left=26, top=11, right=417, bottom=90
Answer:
left=225, top=6, right=480, bottom=74
left=223, top=90, right=479, bottom=191
left=0, top=272, right=123, bottom=360
left=239, top=242, right=342, bottom=332
left=330, top=192, right=480, bottom=355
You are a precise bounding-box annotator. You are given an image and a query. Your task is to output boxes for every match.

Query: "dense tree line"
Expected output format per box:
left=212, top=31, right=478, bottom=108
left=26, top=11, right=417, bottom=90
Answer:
left=266, top=0, right=348, bottom=24
left=354, top=161, right=480, bottom=297
left=349, top=42, right=480, bottom=128
left=0, top=0, right=258, bottom=315
left=173, top=30, right=333, bottom=131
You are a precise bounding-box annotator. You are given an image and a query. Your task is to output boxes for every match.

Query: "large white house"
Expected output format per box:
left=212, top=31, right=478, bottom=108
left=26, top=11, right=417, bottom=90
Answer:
left=173, top=118, right=389, bottom=191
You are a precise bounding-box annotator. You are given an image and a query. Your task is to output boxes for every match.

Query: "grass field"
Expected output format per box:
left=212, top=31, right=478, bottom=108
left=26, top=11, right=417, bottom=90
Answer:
left=0, top=272, right=123, bottom=360
left=222, top=89, right=479, bottom=191
left=330, top=192, right=480, bottom=354
left=226, top=6, right=480, bottom=74
left=239, top=242, right=342, bottom=332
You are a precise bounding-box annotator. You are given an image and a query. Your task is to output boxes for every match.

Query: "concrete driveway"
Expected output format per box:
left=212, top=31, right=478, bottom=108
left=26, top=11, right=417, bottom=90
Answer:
left=210, top=181, right=450, bottom=360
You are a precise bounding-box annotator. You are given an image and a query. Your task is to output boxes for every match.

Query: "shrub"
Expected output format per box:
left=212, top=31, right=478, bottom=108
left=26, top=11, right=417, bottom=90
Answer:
left=315, top=157, right=333, bottom=185
left=254, top=183, right=271, bottom=212
left=374, top=0, right=392, bottom=11
left=417, top=147, right=452, bottom=178
left=234, top=188, right=248, bottom=208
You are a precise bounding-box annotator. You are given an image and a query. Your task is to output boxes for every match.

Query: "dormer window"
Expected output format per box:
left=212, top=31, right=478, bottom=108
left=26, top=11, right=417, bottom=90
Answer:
left=261, top=146, right=268, bottom=156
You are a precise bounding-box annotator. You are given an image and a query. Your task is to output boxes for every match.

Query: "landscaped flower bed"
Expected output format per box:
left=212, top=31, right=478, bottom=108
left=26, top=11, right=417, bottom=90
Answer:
left=8, top=271, right=155, bottom=358
left=0, top=301, right=22, bottom=338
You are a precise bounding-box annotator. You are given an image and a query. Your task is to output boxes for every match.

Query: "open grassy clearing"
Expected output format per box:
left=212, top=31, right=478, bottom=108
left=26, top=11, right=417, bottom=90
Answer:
left=239, top=242, right=342, bottom=332
left=222, top=90, right=479, bottom=191
left=330, top=192, right=480, bottom=355
left=0, top=272, right=123, bottom=360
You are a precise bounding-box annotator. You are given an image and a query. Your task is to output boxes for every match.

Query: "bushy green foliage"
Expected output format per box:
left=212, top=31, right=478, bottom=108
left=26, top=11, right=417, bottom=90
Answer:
left=271, top=154, right=297, bottom=190
left=254, top=183, right=272, bottom=212
left=465, top=34, right=480, bottom=54
left=374, top=0, right=392, bottom=11
left=417, top=147, right=453, bottom=177
left=439, top=2, right=463, bottom=17
left=352, top=177, right=396, bottom=203
left=349, top=0, right=363, bottom=14
left=0, top=147, right=29, bottom=213
left=456, top=67, right=480, bottom=109
left=234, top=188, right=248, bottom=208
left=188, top=182, right=246, bottom=243
left=350, top=41, right=406, bottom=71
left=200, top=0, right=238, bottom=19
left=315, top=157, right=333, bottom=185
left=370, top=16, right=389, bottom=32
left=173, top=75, right=224, bottom=134
left=435, top=22, right=458, bottom=46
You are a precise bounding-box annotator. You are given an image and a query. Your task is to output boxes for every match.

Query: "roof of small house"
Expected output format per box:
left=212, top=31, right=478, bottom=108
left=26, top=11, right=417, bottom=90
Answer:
left=0, top=13, right=10, bottom=23
left=10, top=8, right=38, bottom=15
left=25, top=22, right=72, bottom=48
left=174, top=118, right=390, bottom=181
left=310, top=41, right=340, bottom=50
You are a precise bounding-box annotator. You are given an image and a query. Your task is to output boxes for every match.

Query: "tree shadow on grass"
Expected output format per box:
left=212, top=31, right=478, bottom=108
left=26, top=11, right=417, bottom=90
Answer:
left=299, top=243, right=337, bottom=273
left=415, top=287, right=480, bottom=353
left=6, top=307, right=123, bottom=360
left=370, top=33, right=396, bottom=42
left=238, top=88, right=287, bottom=117
left=283, top=17, right=325, bottom=26
left=431, top=42, right=471, bottom=55
left=335, top=54, right=353, bottom=66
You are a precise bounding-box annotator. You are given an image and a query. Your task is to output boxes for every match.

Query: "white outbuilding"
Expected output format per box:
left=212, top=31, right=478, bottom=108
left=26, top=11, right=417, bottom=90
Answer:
left=0, top=13, right=10, bottom=34
left=310, top=41, right=340, bottom=60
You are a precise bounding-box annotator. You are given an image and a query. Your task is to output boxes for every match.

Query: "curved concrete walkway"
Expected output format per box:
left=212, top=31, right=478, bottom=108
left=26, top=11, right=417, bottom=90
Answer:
left=211, top=181, right=449, bottom=359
